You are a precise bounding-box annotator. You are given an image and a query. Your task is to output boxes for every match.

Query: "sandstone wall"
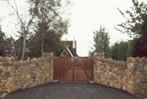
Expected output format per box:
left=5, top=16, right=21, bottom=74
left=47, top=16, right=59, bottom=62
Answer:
left=0, top=53, right=54, bottom=96
left=94, top=53, right=147, bottom=98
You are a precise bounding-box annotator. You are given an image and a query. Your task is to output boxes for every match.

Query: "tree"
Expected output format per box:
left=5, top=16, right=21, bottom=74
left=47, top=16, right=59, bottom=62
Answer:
left=110, top=42, right=128, bottom=61
left=0, top=26, right=14, bottom=56
left=28, top=20, right=67, bottom=57
left=28, top=0, right=68, bottom=57
left=91, top=26, right=110, bottom=57
left=1, top=0, right=69, bottom=58
left=133, top=17, right=147, bottom=57
left=2, top=0, right=36, bottom=60
left=127, top=40, right=136, bottom=57
left=116, top=0, right=147, bottom=38
left=111, top=43, right=119, bottom=60
left=117, top=0, right=147, bottom=57
left=0, top=27, right=6, bottom=56
left=0, top=27, right=5, bottom=46
left=109, top=40, right=136, bottom=61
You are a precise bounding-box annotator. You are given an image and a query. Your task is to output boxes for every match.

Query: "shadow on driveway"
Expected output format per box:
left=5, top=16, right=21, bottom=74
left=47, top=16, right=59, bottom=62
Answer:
left=1, top=82, right=137, bottom=99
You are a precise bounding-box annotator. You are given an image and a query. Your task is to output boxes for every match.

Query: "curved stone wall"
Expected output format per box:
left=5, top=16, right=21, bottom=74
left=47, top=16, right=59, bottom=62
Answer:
left=0, top=53, right=54, bottom=96
left=94, top=53, right=147, bottom=98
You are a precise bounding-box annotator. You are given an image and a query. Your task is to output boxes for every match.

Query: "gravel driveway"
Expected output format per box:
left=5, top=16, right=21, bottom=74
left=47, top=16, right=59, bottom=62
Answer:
left=1, top=82, right=137, bottom=99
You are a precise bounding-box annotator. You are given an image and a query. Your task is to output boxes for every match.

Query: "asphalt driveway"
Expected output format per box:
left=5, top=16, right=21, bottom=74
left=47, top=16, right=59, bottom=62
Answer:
left=1, top=82, right=137, bottom=99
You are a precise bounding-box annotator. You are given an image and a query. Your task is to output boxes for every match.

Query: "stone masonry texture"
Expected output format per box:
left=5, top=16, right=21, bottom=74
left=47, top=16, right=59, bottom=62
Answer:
left=94, top=53, right=147, bottom=98
left=0, top=52, right=147, bottom=98
left=0, top=53, right=54, bottom=96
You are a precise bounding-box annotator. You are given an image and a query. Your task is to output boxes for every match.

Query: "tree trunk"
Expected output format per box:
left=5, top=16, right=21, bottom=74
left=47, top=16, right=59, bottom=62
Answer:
left=11, top=39, right=17, bottom=59
left=21, top=33, right=26, bottom=60
left=41, top=38, right=44, bottom=56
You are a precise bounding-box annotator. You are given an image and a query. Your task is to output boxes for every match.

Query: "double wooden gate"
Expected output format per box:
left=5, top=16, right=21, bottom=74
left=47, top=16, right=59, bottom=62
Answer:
left=54, top=57, right=93, bottom=82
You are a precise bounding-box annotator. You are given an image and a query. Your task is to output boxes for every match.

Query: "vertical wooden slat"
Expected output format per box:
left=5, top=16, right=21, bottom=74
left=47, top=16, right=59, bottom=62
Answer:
left=53, top=57, right=93, bottom=82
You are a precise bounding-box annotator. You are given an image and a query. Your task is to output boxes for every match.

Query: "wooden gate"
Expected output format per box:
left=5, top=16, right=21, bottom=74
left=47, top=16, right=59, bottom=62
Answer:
left=54, top=57, right=93, bottom=82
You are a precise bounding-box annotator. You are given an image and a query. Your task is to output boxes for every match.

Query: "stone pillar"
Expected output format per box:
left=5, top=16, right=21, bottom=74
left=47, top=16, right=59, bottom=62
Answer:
left=93, top=52, right=104, bottom=83
left=42, top=52, right=54, bottom=81
left=50, top=53, right=54, bottom=81
left=127, top=57, right=147, bottom=98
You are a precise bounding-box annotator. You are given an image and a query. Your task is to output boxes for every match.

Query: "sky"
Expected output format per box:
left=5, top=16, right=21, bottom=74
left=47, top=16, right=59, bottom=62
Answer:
left=0, top=0, right=146, bottom=56
left=62, top=0, right=134, bottom=56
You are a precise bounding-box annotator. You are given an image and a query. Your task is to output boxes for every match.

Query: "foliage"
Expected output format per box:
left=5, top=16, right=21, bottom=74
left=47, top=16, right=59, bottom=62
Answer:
left=2, top=0, right=36, bottom=60
left=27, top=0, right=68, bottom=57
left=117, top=0, right=147, bottom=57
left=133, top=17, right=147, bottom=57
left=0, top=27, right=6, bottom=47
left=109, top=40, right=136, bottom=61
left=0, top=27, right=13, bottom=56
left=116, top=0, right=147, bottom=38
left=27, top=21, right=67, bottom=57
left=91, top=26, right=110, bottom=57
left=127, top=39, right=136, bottom=57
left=1, top=0, right=69, bottom=59
left=110, top=42, right=128, bottom=61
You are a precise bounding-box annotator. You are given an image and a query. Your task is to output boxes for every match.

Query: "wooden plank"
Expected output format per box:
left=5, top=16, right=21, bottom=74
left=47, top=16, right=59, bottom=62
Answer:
left=53, top=57, right=93, bottom=82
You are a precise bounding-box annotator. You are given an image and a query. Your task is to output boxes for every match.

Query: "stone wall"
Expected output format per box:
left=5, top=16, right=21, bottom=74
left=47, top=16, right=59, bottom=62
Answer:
left=94, top=53, right=147, bottom=98
left=0, top=53, right=54, bottom=96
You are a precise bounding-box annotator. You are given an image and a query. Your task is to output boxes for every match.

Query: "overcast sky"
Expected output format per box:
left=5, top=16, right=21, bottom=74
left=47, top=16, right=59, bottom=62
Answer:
left=63, top=0, right=134, bottom=56
left=0, top=0, right=146, bottom=56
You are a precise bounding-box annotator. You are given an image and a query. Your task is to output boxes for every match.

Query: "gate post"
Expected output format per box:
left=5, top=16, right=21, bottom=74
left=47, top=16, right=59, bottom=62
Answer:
left=93, top=53, right=104, bottom=83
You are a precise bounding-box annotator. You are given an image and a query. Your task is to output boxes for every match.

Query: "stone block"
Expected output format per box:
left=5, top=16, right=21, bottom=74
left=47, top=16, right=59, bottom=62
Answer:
left=136, top=64, right=144, bottom=72
left=136, top=76, right=144, bottom=83
left=128, top=63, right=136, bottom=72
left=144, top=65, right=147, bottom=72
left=144, top=73, right=147, bottom=80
